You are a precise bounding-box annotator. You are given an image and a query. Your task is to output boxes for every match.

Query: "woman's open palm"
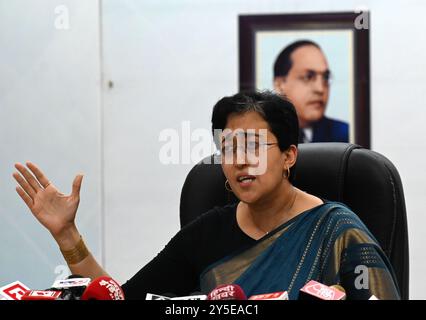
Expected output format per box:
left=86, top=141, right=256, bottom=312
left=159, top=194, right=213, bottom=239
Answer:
left=13, top=162, right=83, bottom=238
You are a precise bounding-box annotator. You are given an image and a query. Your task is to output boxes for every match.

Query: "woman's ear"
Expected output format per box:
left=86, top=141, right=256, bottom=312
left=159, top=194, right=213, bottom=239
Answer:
left=283, top=145, right=298, bottom=170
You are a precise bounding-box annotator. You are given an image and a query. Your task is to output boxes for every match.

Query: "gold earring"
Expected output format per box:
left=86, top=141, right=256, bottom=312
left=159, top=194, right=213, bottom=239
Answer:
left=283, top=167, right=291, bottom=179
left=225, top=180, right=233, bottom=192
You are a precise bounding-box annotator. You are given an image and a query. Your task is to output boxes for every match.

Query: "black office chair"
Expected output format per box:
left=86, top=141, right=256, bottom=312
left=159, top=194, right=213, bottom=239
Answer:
left=180, top=143, right=409, bottom=299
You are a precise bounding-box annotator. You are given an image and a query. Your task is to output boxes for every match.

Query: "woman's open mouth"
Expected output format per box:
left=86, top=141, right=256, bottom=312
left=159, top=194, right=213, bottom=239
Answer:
left=237, top=175, right=256, bottom=187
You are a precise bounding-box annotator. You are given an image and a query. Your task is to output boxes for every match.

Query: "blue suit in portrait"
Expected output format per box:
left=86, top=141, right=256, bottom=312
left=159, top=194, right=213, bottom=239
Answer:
left=302, top=116, right=349, bottom=143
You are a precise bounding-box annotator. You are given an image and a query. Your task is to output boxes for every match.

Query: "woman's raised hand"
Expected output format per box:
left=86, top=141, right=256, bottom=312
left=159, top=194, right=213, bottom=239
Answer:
left=13, top=162, right=83, bottom=240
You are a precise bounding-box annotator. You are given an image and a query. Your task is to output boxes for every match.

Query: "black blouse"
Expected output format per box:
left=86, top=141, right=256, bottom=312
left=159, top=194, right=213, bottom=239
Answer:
left=121, top=203, right=253, bottom=299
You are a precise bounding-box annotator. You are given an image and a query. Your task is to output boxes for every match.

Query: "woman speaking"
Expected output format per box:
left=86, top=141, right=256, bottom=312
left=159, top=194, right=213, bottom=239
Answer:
left=12, top=91, right=400, bottom=299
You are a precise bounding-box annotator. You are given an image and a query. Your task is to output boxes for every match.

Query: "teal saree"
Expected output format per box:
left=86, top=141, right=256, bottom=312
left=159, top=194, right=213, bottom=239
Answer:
left=200, top=202, right=400, bottom=300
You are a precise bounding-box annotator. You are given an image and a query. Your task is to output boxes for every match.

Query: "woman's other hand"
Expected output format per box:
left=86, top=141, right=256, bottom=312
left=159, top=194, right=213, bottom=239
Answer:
left=13, top=162, right=83, bottom=244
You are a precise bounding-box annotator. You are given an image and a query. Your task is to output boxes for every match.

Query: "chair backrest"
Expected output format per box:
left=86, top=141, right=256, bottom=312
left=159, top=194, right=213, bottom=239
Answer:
left=180, top=143, right=409, bottom=299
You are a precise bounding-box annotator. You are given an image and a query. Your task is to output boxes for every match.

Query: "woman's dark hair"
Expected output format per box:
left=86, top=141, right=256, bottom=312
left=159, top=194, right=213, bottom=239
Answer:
left=211, top=91, right=299, bottom=182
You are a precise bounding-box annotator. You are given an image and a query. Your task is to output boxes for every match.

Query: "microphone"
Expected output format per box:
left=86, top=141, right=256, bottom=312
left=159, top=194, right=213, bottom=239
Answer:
left=248, top=291, right=289, bottom=300
left=169, top=290, right=207, bottom=300
left=0, top=281, right=30, bottom=300
left=145, top=293, right=172, bottom=300
left=81, top=276, right=125, bottom=300
left=22, top=290, right=62, bottom=300
left=171, top=293, right=207, bottom=300
left=298, top=280, right=346, bottom=300
left=51, top=274, right=91, bottom=300
left=145, top=292, right=207, bottom=300
left=207, top=284, right=247, bottom=300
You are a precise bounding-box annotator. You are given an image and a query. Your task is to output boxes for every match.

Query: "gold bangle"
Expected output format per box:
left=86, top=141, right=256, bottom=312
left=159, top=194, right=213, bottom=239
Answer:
left=60, top=236, right=90, bottom=265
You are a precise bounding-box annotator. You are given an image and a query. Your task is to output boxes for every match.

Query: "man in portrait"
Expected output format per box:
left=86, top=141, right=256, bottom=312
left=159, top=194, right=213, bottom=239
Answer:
left=273, top=40, right=349, bottom=143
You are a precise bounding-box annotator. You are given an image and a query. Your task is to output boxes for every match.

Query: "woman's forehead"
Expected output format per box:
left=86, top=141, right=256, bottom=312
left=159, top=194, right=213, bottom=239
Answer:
left=221, top=111, right=275, bottom=141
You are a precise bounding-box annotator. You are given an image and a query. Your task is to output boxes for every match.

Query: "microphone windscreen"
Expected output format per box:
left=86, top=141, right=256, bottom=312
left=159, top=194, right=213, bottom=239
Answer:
left=207, top=284, right=247, bottom=300
left=331, top=285, right=346, bottom=299
left=298, top=280, right=346, bottom=300
left=21, top=290, right=62, bottom=300
left=81, top=276, right=125, bottom=300
left=248, top=291, right=289, bottom=300
left=51, top=274, right=91, bottom=299
left=51, top=276, right=91, bottom=290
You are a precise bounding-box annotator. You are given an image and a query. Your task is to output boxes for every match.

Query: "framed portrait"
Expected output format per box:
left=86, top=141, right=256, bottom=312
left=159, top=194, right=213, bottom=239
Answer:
left=239, top=12, right=370, bottom=148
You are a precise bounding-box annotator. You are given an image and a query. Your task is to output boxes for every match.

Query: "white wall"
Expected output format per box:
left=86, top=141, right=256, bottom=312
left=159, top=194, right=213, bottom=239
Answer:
left=0, top=0, right=102, bottom=288
left=1, top=0, right=424, bottom=299
left=368, top=0, right=426, bottom=301
left=101, top=0, right=426, bottom=299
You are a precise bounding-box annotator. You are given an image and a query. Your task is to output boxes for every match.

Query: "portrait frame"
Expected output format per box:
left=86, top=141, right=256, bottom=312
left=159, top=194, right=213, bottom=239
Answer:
left=239, top=12, right=370, bottom=148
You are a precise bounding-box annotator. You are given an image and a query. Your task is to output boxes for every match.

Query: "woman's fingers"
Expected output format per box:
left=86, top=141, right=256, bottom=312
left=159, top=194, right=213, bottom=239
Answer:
left=12, top=171, right=36, bottom=199
left=26, top=162, right=52, bottom=189
left=14, top=163, right=42, bottom=193
left=16, top=186, right=34, bottom=209
left=71, top=174, right=84, bottom=198
left=14, top=162, right=82, bottom=201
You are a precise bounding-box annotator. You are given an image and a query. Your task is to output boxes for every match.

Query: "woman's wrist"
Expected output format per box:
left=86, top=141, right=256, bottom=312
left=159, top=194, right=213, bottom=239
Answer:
left=52, top=224, right=81, bottom=251
left=52, top=225, right=90, bottom=265
left=60, top=235, right=90, bottom=265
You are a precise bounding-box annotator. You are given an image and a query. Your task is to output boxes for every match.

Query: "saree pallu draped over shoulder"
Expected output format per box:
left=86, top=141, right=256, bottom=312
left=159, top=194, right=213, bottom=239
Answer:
left=200, top=202, right=400, bottom=300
